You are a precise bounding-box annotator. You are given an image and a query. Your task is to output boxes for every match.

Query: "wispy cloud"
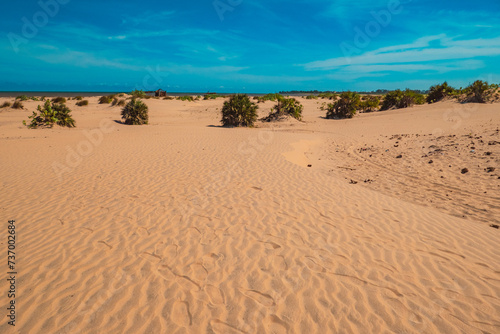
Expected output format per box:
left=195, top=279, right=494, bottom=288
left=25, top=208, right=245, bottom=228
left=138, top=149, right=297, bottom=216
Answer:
left=304, top=35, right=500, bottom=71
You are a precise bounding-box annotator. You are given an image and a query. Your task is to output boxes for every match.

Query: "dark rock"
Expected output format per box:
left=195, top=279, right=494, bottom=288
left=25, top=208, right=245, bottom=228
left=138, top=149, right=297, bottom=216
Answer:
left=485, top=167, right=495, bottom=173
left=461, top=168, right=469, bottom=174
left=396, top=154, right=402, bottom=159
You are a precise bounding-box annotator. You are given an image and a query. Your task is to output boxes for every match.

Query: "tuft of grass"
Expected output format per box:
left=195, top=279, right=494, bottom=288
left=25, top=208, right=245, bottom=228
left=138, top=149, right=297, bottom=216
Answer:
left=1, top=101, right=12, bottom=108
left=360, top=96, right=380, bottom=113
left=130, top=90, right=147, bottom=99
left=318, top=92, right=337, bottom=100
left=16, top=95, right=29, bottom=101
left=24, top=100, right=75, bottom=128
left=121, top=98, right=149, bottom=125
left=177, top=95, right=195, bottom=102
left=462, top=80, right=494, bottom=103
left=325, top=92, right=360, bottom=119
left=111, top=98, right=126, bottom=106
left=12, top=101, right=24, bottom=109
left=426, top=82, right=456, bottom=103
left=305, top=95, right=319, bottom=100
left=221, top=94, right=258, bottom=127
left=74, top=96, right=83, bottom=101
left=380, top=89, right=425, bottom=111
left=76, top=100, right=89, bottom=106
left=263, top=96, right=303, bottom=121
left=255, top=93, right=282, bottom=103
left=98, top=95, right=115, bottom=104
left=163, top=96, right=174, bottom=100
left=52, top=97, right=66, bottom=103
left=203, top=93, right=224, bottom=100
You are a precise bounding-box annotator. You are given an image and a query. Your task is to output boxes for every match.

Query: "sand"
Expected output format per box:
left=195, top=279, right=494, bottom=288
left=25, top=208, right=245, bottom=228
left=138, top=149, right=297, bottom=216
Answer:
left=0, top=96, right=499, bottom=333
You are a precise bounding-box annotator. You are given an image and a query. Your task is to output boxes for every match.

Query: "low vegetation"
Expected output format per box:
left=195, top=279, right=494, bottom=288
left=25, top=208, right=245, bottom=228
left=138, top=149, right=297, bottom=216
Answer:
left=75, top=100, right=89, bottom=106
left=462, top=80, right=494, bottom=103
left=380, top=89, right=425, bottom=110
left=111, top=98, right=126, bottom=106
left=254, top=93, right=282, bottom=103
left=98, top=95, right=115, bottom=104
left=221, top=94, right=258, bottom=127
left=24, top=100, right=75, bottom=128
left=16, top=95, right=29, bottom=101
left=305, top=95, right=318, bottom=99
left=263, top=96, right=303, bottom=121
left=360, top=96, right=380, bottom=113
left=427, top=82, right=456, bottom=103
left=204, top=94, right=224, bottom=100
left=130, top=90, right=147, bottom=99
left=52, top=97, right=66, bottom=104
left=1, top=101, right=11, bottom=108
left=12, top=101, right=24, bottom=109
left=177, top=95, right=195, bottom=102
left=121, top=98, right=149, bottom=125
left=325, top=91, right=360, bottom=119
left=318, top=92, right=337, bottom=100
left=74, top=96, right=83, bottom=101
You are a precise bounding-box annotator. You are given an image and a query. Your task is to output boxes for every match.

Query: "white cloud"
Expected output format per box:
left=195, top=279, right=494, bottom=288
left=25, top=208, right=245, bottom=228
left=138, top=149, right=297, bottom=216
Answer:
left=303, top=35, right=500, bottom=71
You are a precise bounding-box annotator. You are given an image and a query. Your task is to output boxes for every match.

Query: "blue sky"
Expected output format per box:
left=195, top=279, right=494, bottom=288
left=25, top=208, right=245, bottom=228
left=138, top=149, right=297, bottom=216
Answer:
left=1, top=0, right=499, bottom=92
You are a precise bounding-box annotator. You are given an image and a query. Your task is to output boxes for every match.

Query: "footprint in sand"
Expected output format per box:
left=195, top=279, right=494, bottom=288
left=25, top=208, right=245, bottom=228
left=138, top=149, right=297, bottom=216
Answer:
left=141, top=252, right=162, bottom=264
left=264, top=315, right=289, bottom=334
left=97, top=241, right=112, bottom=250
left=171, top=300, right=192, bottom=327
left=202, top=253, right=220, bottom=271
left=210, top=319, right=246, bottom=334
left=157, top=265, right=176, bottom=281
left=242, top=289, right=275, bottom=307
left=189, top=263, right=208, bottom=281
left=260, top=241, right=281, bottom=250
left=177, top=275, right=201, bottom=291
left=272, top=255, right=288, bottom=271
left=205, top=285, right=225, bottom=305
left=303, top=257, right=326, bottom=273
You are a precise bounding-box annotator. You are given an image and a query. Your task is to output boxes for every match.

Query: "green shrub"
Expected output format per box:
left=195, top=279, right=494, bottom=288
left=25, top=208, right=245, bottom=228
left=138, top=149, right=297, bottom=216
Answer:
left=360, top=96, right=380, bottom=112
left=121, top=98, right=149, bottom=125
left=12, top=101, right=24, bottom=109
left=318, top=92, right=337, bottom=100
left=130, top=90, right=147, bottom=99
left=98, top=95, right=115, bottom=104
left=221, top=94, right=258, bottom=127
left=326, top=91, right=360, bottom=119
left=463, top=80, right=493, bottom=103
left=1, top=101, right=11, bottom=108
left=263, top=96, right=303, bottom=121
left=74, top=96, right=83, bottom=101
left=380, top=89, right=425, bottom=110
left=111, top=98, right=126, bottom=106
left=16, top=95, right=29, bottom=101
left=306, top=95, right=318, bottom=99
left=255, top=93, right=282, bottom=103
left=24, top=100, right=75, bottom=128
left=76, top=100, right=89, bottom=106
left=177, top=95, right=195, bottom=102
left=204, top=94, right=223, bottom=100
left=30, top=96, right=39, bottom=101
left=426, top=82, right=456, bottom=103
left=52, top=97, right=66, bottom=103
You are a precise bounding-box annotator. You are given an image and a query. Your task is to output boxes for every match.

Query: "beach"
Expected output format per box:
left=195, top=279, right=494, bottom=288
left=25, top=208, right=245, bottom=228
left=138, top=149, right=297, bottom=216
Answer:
left=0, top=96, right=499, bottom=333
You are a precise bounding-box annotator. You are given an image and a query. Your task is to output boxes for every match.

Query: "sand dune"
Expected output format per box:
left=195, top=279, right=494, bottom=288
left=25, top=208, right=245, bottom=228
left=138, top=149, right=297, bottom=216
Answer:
left=0, top=96, right=499, bottom=333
